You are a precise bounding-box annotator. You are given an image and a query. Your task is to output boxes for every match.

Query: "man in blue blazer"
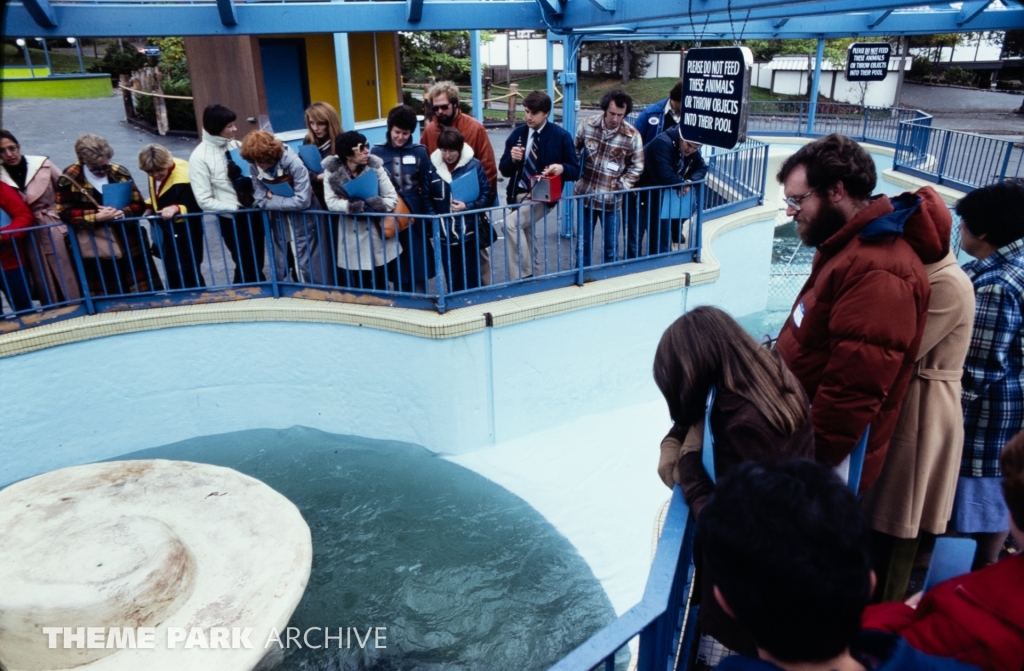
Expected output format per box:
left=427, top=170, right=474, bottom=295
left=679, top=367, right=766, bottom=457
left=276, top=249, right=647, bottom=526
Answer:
left=497, top=91, right=581, bottom=280
left=634, top=82, right=683, bottom=147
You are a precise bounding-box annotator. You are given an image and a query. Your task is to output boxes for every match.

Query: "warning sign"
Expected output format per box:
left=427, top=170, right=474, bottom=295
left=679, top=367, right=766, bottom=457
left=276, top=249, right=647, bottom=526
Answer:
left=846, top=42, right=892, bottom=82
left=680, top=47, right=752, bottom=150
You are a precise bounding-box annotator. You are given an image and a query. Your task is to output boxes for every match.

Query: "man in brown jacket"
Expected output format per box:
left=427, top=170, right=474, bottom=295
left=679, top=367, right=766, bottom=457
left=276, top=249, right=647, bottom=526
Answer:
left=775, top=134, right=942, bottom=493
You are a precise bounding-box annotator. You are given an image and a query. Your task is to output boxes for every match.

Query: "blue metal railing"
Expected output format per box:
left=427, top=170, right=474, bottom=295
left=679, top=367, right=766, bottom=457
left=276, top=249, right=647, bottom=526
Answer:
left=0, top=140, right=769, bottom=330
left=549, top=486, right=697, bottom=671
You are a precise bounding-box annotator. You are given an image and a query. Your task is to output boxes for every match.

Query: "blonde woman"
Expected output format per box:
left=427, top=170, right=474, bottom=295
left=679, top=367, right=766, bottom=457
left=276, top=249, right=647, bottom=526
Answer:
left=137, top=144, right=205, bottom=289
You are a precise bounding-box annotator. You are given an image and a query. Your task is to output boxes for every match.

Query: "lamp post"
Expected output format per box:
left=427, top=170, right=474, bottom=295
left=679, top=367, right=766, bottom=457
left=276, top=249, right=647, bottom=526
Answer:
left=15, top=39, right=36, bottom=78
left=68, top=37, right=85, bottom=74
left=34, top=38, right=53, bottom=76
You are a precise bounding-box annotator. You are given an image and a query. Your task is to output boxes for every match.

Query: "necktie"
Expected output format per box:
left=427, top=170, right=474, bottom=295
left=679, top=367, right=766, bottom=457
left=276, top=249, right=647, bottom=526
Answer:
left=519, top=130, right=540, bottom=193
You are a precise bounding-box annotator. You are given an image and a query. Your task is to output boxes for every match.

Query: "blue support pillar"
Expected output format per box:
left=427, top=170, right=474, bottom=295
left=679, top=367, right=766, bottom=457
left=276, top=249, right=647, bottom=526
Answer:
left=333, top=32, right=356, bottom=129
left=470, top=29, right=483, bottom=122
left=806, top=37, right=825, bottom=135
left=546, top=34, right=555, bottom=108
left=36, top=38, right=53, bottom=74
left=559, top=33, right=579, bottom=238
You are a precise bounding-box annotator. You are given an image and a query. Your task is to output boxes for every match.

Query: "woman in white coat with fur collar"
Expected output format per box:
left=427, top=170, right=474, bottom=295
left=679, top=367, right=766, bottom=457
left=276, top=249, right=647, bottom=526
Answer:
left=322, top=130, right=399, bottom=290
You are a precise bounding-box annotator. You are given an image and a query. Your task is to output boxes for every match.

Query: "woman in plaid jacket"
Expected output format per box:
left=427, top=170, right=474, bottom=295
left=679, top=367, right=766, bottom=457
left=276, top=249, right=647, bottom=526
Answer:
left=56, top=134, right=161, bottom=296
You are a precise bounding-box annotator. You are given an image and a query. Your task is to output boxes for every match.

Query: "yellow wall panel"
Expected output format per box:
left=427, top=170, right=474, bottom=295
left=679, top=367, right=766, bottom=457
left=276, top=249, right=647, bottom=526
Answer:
left=348, top=33, right=379, bottom=122
left=303, top=34, right=340, bottom=113
left=375, top=32, right=401, bottom=114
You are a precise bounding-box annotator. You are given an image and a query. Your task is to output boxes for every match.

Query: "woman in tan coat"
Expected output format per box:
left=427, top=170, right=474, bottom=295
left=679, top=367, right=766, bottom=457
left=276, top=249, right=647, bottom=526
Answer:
left=863, top=248, right=975, bottom=601
left=0, top=130, right=81, bottom=304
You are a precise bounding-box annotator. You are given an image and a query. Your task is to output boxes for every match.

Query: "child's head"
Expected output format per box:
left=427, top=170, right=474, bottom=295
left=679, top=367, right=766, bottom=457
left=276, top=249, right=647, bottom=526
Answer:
left=1002, top=430, right=1024, bottom=546
left=697, top=459, right=872, bottom=664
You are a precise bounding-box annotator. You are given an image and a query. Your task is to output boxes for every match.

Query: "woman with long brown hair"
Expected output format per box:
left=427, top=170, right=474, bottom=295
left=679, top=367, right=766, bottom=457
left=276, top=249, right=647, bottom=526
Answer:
left=653, top=305, right=814, bottom=657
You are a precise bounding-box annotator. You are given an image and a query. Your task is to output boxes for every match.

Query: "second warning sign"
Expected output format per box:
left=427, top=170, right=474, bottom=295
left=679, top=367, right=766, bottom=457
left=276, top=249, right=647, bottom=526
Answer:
left=680, top=46, right=753, bottom=150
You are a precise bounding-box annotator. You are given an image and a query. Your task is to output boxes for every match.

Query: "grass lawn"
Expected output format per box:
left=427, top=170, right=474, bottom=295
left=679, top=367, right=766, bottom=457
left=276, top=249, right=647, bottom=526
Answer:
left=3, top=44, right=101, bottom=74
left=483, top=108, right=525, bottom=121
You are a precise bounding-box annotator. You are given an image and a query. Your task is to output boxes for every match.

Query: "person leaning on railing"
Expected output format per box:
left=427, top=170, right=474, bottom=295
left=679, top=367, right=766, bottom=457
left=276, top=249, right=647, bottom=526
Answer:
left=322, top=130, right=399, bottom=291
left=371, top=104, right=438, bottom=294
left=55, top=134, right=162, bottom=296
left=240, top=131, right=327, bottom=285
left=137, top=143, right=206, bottom=290
left=626, top=126, right=706, bottom=259
left=428, top=127, right=494, bottom=293
left=189, top=104, right=267, bottom=285
left=0, top=129, right=81, bottom=306
left=0, top=181, right=35, bottom=314
left=653, top=305, right=814, bottom=657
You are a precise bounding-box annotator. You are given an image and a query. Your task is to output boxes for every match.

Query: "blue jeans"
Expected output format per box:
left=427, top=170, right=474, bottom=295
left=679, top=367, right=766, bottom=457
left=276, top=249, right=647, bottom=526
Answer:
left=1, top=266, right=33, bottom=314
left=578, top=203, right=621, bottom=267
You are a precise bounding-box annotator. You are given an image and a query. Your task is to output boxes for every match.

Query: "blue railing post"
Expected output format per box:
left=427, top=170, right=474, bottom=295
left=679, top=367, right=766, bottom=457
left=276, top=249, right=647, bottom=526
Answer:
left=797, top=103, right=804, bottom=137
left=432, top=217, right=446, bottom=313
left=575, top=199, right=585, bottom=286
left=758, top=144, right=770, bottom=206
left=65, top=225, right=95, bottom=315
left=861, top=105, right=870, bottom=142
left=262, top=211, right=280, bottom=298
left=936, top=130, right=953, bottom=184
left=999, top=141, right=1014, bottom=182
left=693, top=184, right=703, bottom=263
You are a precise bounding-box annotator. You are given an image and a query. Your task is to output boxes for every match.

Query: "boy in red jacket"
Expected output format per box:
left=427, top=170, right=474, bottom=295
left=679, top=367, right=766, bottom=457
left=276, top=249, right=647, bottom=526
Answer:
left=0, top=180, right=35, bottom=313
left=862, top=430, right=1024, bottom=671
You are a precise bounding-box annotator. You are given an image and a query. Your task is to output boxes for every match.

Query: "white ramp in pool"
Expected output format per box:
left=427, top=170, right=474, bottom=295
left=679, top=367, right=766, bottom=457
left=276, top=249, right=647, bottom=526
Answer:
left=447, top=399, right=672, bottom=616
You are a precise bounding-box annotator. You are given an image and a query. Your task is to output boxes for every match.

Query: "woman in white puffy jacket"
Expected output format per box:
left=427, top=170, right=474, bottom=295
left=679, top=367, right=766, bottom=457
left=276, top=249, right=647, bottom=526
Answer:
left=322, top=130, right=399, bottom=290
left=188, top=104, right=267, bottom=284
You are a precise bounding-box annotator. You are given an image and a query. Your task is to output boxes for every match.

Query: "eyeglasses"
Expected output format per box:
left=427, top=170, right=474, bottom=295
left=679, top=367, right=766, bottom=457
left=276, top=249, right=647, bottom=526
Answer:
left=432, top=103, right=453, bottom=111
left=783, top=190, right=815, bottom=211
left=355, top=142, right=369, bottom=152
left=87, top=164, right=111, bottom=176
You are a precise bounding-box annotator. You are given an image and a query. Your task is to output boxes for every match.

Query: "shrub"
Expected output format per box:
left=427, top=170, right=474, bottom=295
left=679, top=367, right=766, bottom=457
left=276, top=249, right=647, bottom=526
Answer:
left=908, top=55, right=933, bottom=81
left=944, top=66, right=977, bottom=87
left=86, top=44, right=147, bottom=78
left=134, top=76, right=196, bottom=132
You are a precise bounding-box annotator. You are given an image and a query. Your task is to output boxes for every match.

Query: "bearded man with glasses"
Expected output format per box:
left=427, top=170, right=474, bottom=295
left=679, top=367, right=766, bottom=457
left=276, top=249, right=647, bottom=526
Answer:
left=774, top=133, right=942, bottom=496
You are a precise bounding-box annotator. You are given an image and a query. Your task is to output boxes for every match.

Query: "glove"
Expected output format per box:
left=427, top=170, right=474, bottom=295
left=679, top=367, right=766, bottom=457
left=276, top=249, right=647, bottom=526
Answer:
left=364, top=196, right=388, bottom=212
left=658, top=434, right=683, bottom=489
left=347, top=198, right=365, bottom=214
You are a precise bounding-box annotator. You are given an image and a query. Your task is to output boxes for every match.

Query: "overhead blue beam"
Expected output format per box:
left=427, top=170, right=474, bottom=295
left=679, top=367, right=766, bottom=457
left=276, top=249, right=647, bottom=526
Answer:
left=550, top=0, right=977, bottom=30
left=957, top=0, right=992, bottom=25
left=623, top=7, right=1024, bottom=38
left=867, top=9, right=891, bottom=27
left=536, top=0, right=563, bottom=15
left=1, top=0, right=544, bottom=37
left=407, top=0, right=423, bottom=22
left=20, top=0, right=57, bottom=29
left=586, top=0, right=616, bottom=11
left=773, top=18, right=789, bottom=28
left=217, top=0, right=237, bottom=27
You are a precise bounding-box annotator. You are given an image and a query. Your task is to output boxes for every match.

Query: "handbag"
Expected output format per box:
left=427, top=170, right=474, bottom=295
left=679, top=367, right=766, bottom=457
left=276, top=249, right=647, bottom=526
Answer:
left=62, top=172, right=126, bottom=260
left=76, top=227, right=124, bottom=260
left=380, top=195, right=413, bottom=239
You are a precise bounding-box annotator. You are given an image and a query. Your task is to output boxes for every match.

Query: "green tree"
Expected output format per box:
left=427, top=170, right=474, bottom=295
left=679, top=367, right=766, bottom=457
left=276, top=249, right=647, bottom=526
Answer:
left=579, top=40, right=662, bottom=82
left=399, top=31, right=493, bottom=83
left=86, top=42, right=147, bottom=77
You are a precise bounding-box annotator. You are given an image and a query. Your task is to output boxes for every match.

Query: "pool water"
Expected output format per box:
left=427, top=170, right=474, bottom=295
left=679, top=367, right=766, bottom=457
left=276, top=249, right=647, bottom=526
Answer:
left=115, top=427, right=616, bottom=671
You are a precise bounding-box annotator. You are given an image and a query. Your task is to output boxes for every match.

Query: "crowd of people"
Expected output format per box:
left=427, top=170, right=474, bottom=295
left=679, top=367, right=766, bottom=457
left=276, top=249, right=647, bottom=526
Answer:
left=0, top=81, right=707, bottom=309
left=654, top=134, right=1024, bottom=670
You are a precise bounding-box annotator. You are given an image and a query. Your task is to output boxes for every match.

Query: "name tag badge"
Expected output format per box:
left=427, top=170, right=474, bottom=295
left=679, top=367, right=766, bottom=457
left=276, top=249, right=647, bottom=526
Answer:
left=606, top=160, right=621, bottom=172
left=402, top=155, right=417, bottom=165
left=793, top=301, right=805, bottom=328
left=648, top=117, right=659, bottom=125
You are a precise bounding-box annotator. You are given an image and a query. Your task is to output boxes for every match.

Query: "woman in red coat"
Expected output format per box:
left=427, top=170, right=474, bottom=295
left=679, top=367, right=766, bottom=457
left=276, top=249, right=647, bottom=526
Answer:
left=862, top=429, right=1024, bottom=671
left=0, top=180, right=35, bottom=314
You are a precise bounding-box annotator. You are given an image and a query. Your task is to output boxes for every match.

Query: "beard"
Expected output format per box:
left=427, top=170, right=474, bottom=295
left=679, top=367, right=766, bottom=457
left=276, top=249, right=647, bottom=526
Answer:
left=436, top=109, right=456, bottom=126
left=797, top=200, right=847, bottom=247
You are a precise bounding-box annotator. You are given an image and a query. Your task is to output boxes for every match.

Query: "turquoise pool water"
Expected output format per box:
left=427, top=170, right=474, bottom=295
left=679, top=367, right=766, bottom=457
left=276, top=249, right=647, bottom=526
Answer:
left=115, top=427, right=616, bottom=670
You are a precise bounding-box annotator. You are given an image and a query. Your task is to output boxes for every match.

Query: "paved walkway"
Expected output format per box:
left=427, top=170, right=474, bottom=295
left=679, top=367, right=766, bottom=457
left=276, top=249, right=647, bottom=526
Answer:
left=899, top=82, right=1024, bottom=141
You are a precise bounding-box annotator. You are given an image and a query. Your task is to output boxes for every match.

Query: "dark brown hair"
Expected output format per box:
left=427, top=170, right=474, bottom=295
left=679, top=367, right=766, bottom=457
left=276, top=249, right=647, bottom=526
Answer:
left=776, top=133, right=876, bottom=200
left=436, top=128, right=465, bottom=153
left=523, top=90, right=552, bottom=115
left=653, top=306, right=808, bottom=434
left=1002, top=430, right=1024, bottom=532
left=599, top=89, right=633, bottom=116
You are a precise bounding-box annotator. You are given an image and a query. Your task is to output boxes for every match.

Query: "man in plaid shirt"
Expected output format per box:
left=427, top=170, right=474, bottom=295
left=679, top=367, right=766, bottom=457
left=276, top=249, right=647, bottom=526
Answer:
left=574, top=89, right=644, bottom=266
left=954, top=181, right=1024, bottom=567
